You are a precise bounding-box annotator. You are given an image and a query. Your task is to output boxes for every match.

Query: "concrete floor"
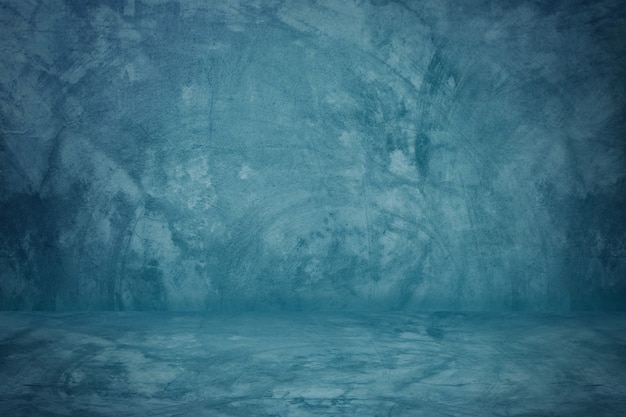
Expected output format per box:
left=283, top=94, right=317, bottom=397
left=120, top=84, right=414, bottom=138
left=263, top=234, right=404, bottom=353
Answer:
left=0, top=312, right=625, bottom=416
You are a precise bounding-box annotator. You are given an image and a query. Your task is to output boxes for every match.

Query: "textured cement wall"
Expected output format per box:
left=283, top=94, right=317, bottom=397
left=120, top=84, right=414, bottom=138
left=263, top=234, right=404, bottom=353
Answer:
left=1, top=0, right=625, bottom=311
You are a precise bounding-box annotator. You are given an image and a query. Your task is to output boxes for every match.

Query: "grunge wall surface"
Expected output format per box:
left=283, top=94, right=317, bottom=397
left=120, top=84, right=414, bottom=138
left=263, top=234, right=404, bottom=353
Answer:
left=1, top=0, right=625, bottom=311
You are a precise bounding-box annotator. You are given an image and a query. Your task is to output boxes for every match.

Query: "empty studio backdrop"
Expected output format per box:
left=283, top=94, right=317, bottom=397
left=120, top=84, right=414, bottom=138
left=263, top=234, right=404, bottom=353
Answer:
left=1, top=0, right=625, bottom=312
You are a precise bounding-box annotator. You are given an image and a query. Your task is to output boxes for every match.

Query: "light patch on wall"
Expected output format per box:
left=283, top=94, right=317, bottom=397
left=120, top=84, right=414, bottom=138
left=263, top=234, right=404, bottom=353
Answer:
left=343, top=165, right=366, bottom=181
left=123, top=64, right=137, bottom=82
left=377, top=188, right=422, bottom=217
left=304, top=258, right=323, bottom=282
left=169, top=156, right=217, bottom=211
left=181, top=83, right=211, bottom=111
left=181, top=85, right=194, bottom=106
left=92, top=151, right=141, bottom=202
left=239, top=164, right=253, bottom=180
left=55, top=135, right=140, bottom=201
left=124, top=0, right=135, bottom=17
left=339, top=130, right=360, bottom=147
left=379, top=230, right=403, bottom=266
left=447, top=75, right=457, bottom=90
left=122, top=54, right=155, bottom=83
left=389, top=149, right=416, bottom=179
left=338, top=131, right=366, bottom=180
left=228, top=24, right=245, bottom=32
left=119, top=27, right=141, bottom=43
left=326, top=91, right=358, bottom=111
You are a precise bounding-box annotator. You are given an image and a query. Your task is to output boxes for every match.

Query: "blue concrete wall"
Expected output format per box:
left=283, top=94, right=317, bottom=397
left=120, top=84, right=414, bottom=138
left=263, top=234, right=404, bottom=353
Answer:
left=1, top=0, right=625, bottom=311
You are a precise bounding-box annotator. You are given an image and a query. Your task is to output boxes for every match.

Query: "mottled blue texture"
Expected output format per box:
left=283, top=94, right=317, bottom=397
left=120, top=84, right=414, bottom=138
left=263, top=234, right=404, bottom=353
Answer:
left=1, top=312, right=625, bottom=416
left=1, top=0, right=625, bottom=311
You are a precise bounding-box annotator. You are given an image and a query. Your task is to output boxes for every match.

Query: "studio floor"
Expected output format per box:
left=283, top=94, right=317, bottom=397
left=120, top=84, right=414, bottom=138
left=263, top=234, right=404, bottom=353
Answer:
left=0, top=312, right=625, bottom=416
